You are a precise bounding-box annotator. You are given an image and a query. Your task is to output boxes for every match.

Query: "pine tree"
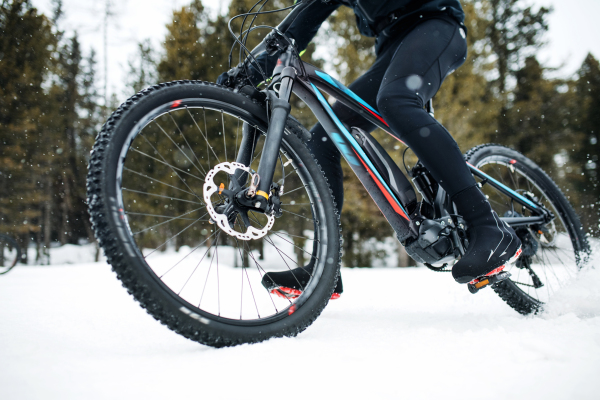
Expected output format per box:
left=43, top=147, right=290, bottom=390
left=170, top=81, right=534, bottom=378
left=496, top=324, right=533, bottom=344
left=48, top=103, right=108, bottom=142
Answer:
left=126, top=40, right=157, bottom=94
left=0, top=0, right=56, bottom=258
left=157, top=2, right=209, bottom=82
left=503, top=56, right=569, bottom=170
left=566, top=54, right=600, bottom=234
left=485, top=0, right=550, bottom=140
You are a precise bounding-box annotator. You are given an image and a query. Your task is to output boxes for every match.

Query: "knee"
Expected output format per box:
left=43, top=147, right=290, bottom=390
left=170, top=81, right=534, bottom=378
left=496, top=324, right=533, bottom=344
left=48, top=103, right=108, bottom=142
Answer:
left=377, top=78, right=434, bottom=139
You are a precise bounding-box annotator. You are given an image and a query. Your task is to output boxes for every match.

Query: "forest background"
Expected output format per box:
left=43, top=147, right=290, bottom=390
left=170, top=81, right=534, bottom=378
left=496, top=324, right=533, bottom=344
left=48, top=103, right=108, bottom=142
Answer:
left=1, top=0, right=598, bottom=266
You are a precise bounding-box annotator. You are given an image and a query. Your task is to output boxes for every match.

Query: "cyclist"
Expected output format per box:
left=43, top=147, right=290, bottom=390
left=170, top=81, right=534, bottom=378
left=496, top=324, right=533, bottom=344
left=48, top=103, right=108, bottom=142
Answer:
left=218, top=0, right=521, bottom=299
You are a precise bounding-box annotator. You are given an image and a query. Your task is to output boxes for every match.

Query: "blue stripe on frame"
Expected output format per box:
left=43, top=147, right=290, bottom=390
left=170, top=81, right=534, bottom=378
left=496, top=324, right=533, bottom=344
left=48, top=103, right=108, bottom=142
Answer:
left=309, top=83, right=408, bottom=216
left=468, top=165, right=538, bottom=209
left=315, top=70, right=380, bottom=115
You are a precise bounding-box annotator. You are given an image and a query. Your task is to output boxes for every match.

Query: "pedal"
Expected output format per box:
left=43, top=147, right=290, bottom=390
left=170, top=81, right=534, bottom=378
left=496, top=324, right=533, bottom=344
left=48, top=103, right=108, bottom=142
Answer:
left=270, top=287, right=302, bottom=300
left=270, top=287, right=341, bottom=300
left=468, top=271, right=511, bottom=294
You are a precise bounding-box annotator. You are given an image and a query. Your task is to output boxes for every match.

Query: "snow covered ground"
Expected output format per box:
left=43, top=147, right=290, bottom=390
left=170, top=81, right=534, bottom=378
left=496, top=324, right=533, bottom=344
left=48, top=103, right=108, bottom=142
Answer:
left=2, top=244, right=600, bottom=399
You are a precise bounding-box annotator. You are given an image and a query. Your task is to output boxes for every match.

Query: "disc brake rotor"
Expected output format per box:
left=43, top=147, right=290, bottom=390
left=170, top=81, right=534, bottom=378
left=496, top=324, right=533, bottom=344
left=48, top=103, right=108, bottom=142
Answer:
left=203, top=162, right=274, bottom=241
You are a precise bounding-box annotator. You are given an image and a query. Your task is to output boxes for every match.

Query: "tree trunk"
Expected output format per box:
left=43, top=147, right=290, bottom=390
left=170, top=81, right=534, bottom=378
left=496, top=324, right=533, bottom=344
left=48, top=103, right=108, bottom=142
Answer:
left=397, top=240, right=415, bottom=268
left=44, top=175, right=52, bottom=265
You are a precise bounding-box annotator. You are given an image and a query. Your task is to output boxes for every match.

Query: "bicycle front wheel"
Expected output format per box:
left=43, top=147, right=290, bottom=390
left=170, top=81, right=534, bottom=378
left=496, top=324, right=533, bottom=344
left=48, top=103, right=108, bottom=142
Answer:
left=87, top=81, right=342, bottom=347
left=465, top=144, right=590, bottom=315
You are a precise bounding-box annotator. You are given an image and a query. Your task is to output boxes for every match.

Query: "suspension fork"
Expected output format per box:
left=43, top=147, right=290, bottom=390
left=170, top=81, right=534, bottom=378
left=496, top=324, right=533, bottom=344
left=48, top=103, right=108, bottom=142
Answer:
left=233, top=122, right=260, bottom=186
left=250, top=65, right=296, bottom=208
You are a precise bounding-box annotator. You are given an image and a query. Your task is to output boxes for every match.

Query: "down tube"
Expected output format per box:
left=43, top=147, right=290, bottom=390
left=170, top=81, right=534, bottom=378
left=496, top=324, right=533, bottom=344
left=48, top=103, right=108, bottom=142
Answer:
left=293, top=81, right=418, bottom=241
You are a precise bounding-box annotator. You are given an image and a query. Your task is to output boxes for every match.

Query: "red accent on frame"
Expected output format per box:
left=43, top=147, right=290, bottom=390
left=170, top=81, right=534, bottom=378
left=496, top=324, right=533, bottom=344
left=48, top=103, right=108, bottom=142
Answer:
left=171, top=100, right=182, bottom=108
left=362, top=104, right=389, bottom=127
left=353, top=149, right=409, bottom=220
left=509, top=159, right=517, bottom=164
left=359, top=105, right=408, bottom=146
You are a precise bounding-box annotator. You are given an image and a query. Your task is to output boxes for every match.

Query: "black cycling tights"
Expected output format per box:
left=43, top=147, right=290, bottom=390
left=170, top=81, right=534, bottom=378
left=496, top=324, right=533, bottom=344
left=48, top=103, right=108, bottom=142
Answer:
left=307, top=18, right=475, bottom=211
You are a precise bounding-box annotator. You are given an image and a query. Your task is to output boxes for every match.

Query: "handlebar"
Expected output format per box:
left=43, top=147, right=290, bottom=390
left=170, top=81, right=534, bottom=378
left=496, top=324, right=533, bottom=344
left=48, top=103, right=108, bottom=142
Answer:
left=225, top=0, right=317, bottom=88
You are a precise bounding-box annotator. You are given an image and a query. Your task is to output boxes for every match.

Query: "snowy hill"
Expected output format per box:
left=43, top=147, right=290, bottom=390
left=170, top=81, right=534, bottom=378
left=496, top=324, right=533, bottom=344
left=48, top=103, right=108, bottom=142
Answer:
left=1, top=244, right=599, bottom=399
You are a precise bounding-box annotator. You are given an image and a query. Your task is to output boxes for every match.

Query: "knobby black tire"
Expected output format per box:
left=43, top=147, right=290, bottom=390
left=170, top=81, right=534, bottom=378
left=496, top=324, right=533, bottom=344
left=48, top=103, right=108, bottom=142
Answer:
left=465, top=144, right=590, bottom=315
left=86, top=80, right=342, bottom=347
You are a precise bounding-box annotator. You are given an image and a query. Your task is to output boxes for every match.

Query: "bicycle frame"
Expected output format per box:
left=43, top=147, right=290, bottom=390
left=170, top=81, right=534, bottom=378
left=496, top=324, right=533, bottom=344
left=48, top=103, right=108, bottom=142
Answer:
left=284, top=60, right=549, bottom=242
left=292, top=63, right=418, bottom=241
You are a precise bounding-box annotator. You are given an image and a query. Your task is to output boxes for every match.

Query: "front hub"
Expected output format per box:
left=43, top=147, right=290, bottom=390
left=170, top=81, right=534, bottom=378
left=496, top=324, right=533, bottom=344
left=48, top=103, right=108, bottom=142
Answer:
left=203, top=162, right=274, bottom=241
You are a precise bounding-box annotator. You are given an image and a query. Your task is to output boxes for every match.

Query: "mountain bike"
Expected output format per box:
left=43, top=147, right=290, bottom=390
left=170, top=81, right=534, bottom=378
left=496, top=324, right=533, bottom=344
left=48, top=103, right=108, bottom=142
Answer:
left=86, top=0, right=590, bottom=347
left=0, top=233, right=22, bottom=275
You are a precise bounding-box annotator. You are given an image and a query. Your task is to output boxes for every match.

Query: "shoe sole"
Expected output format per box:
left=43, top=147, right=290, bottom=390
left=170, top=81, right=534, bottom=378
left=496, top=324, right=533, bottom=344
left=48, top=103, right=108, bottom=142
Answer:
left=469, top=246, right=523, bottom=285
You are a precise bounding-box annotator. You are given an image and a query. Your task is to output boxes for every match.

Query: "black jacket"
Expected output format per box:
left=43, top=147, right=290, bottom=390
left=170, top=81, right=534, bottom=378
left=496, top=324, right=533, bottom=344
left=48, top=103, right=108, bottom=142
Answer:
left=284, top=0, right=465, bottom=54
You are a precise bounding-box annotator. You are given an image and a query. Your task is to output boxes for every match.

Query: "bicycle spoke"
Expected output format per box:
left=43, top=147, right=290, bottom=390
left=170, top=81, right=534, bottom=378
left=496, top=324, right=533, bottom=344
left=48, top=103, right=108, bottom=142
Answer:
left=186, top=107, right=221, bottom=165
left=139, top=133, right=205, bottom=203
left=199, top=231, right=221, bottom=308
left=129, top=147, right=205, bottom=182
left=233, top=235, right=263, bottom=318
left=247, top=211, right=315, bottom=275
left=215, top=234, right=221, bottom=316
left=132, top=207, right=206, bottom=235
left=221, top=110, right=227, bottom=163
left=122, top=188, right=205, bottom=205
left=240, top=237, right=288, bottom=307
left=126, top=211, right=199, bottom=221
left=272, top=230, right=317, bottom=241
left=234, top=117, right=240, bottom=161
left=269, top=230, right=317, bottom=260
left=159, top=233, right=216, bottom=281
left=281, top=185, right=305, bottom=196
left=123, top=167, right=198, bottom=197
left=281, top=209, right=314, bottom=222
left=162, top=231, right=219, bottom=280
left=143, top=211, right=209, bottom=258
left=154, top=120, right=206, bottom=179
left=168, top=111, right=208, bottom=177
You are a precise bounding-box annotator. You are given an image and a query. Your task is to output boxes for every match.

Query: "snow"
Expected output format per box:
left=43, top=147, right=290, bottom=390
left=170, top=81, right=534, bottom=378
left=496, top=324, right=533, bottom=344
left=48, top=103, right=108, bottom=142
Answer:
left=1, top=244, right=600, bottom=399
left=25, top=243, right=107, bottom=266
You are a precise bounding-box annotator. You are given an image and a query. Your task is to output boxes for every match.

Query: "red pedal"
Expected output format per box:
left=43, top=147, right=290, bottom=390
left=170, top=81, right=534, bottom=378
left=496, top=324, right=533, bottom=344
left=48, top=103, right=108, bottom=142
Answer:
left=271, top=287, right=341, bottom=300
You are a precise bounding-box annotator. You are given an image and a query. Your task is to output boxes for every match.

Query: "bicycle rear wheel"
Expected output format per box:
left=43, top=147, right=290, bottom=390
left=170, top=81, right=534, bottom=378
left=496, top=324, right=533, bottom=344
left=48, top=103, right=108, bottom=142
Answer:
left=0, top=234, right=21, bottom=275
left=87, top=81, right=342, bottom=347
left=465, top=144, right=590, bottom=314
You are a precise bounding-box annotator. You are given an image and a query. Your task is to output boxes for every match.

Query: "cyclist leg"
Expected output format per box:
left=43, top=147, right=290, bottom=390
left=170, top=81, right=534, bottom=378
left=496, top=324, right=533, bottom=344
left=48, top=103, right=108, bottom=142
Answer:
left=377, top=17, right=471, bottom=197
left=376, top=18, right=521, bottom=284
